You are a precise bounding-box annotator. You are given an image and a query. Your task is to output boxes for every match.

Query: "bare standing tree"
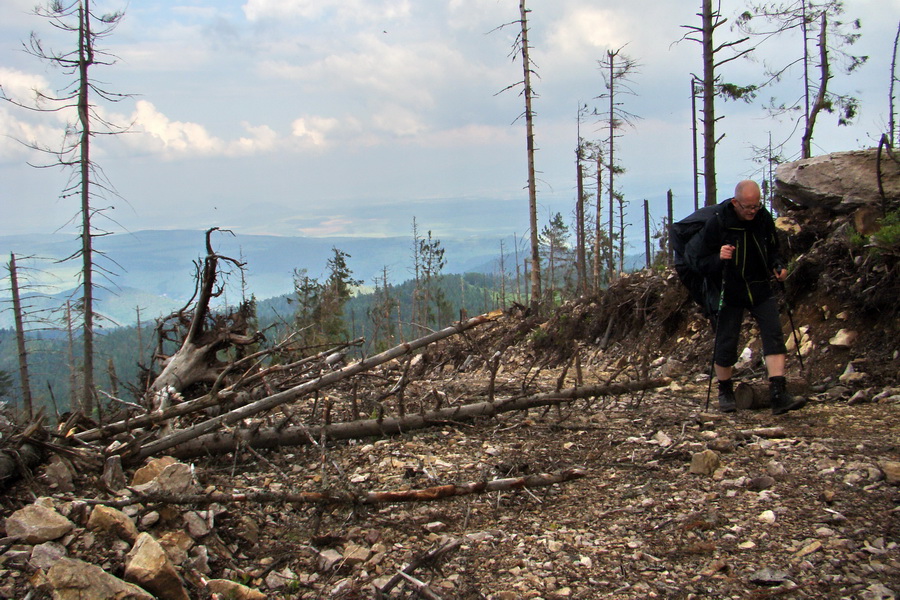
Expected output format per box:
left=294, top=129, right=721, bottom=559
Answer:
left=518, top=0, right=542, bottom=310
left=592, top=152, right=605, bottom=292
left=597, top=47, right=641, bottom=274
left=5, top=255, right=36, bottom=419
left=495, top=0, right=542, bottom=310
left=891, top=21, right=900, bottom=146
left=1, top=0, right=128, bottom=415
left=737, top=1, right=867, bottom=158
left=367, top=266, right=398, bottom=354
left=681, top=0, right=754, bottom=205
left=574, top=104, right=591, bottom=295
left=410, top=217, right=423, bottom=334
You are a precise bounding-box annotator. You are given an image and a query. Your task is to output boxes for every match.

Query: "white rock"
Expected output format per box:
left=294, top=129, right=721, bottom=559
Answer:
left=767, top=460, right=788, bottom=479
left=758, top=510, right=777, bottom=524
left=87, top=505, right=140, bottom=544
left=830, top=329, right=858, bottom=348
left=653, top=431, right=673, bottom=447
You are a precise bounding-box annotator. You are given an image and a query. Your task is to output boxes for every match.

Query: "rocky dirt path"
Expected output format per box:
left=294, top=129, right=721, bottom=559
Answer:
left=6, top=373, right=896, bottom=599
left=240, top=382, right=897, bottom=599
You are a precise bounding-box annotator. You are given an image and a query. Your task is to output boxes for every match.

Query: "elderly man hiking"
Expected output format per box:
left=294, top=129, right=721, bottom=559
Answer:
left=683, top=180, right=806, bottom=415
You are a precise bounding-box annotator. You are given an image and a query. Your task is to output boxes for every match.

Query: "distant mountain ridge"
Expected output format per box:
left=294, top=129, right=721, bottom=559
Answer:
left=2, top=230, right=648, bottom=329
left=1, top=229, right=511, bottom=328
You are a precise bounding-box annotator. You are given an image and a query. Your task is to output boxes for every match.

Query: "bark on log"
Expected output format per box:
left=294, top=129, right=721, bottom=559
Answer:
left=734, top=378, right=810, bottom=410
left=127, top=310, right=504, bottom=462
left=162, top=378, right=670, bottom=460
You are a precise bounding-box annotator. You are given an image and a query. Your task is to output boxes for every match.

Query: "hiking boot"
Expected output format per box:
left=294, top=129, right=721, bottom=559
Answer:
left=770, top=376, right=807, bottom=415
left=717, top=379, right=736, bottom=413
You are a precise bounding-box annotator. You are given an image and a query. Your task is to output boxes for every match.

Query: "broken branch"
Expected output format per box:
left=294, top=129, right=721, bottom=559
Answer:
left=74, top=468, right=586, bottom=508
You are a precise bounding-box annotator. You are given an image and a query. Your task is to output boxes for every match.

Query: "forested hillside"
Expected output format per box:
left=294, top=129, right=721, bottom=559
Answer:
left=0, top=272, right=509, bottom=414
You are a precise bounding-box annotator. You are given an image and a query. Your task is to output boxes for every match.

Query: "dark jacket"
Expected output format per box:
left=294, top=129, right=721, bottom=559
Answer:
left=686, top=200, right=784, bottom=308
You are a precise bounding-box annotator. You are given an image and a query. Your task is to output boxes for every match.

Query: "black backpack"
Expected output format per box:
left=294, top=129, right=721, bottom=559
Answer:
left=670, top=201, right=728, bottom=318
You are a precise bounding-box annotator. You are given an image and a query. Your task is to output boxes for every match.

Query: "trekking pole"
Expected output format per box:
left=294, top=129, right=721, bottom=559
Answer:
left=776, top=279, right=805, bottom=372
left=705, top=272, right=727, bottom=412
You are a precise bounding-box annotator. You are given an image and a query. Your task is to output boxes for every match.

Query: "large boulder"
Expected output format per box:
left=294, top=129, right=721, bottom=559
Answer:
left=4, top=504, right=74, bottom=544
left=775, top=149, right=900, bottom=213
left=46, top=558, right=155, bottom=600
left=125, top=532, right=190, bottom=600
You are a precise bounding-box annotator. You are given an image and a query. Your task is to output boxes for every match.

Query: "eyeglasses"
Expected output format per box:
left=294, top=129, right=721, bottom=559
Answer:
left=735, top=199, right=762, bottom=212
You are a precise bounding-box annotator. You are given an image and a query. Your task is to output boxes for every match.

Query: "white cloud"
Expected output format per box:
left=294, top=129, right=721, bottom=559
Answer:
left=371, top=104, right=426, bottom=138
left=421, top=123, right=517, bottom=149
left=291, top=115, right=344, bottom=146
left=544, top=7, right=632, bottom=60
left=262, top=34, right=449, bottom=110
left=127, top=100, right=280, bottom=158
left=447, top=0, right=514, bottom=30
left=115, top=33, right=213, bottom=73
left=260, top=31, right=491, bottom=144
left=0, top=67, right=51, bottom=105
left=131, top=100, right=223, bottom=155
left=242, top=0, right=411, bottom=24
left=0, top=106, right=62, bottom=161
left=233, top=122, right=279, bottom=154
left=0, top=68, right=80, bottom=160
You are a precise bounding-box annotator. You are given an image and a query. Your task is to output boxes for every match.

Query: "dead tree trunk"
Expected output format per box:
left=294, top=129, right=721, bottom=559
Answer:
left=520, top=0, right=542, bottom=309
left=801, top=12, right=829, bottom=159
left=149, top=228, right=255, bottom=403
left=91, top=467, right=587, bottom=508
left=7, top=254, right=33, bottom=420
left=160, top=378, right=669, bottom=460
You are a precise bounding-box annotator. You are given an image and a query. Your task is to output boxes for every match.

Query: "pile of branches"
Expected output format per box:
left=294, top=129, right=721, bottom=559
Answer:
left=1, top=229, right=670, bottom=492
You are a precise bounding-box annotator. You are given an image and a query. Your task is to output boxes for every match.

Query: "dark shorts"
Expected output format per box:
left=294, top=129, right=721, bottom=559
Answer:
left=714, top=296, right=787, bottom=367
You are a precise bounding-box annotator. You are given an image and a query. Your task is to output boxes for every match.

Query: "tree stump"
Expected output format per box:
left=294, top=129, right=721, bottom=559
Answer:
left=734, top=379, right=809, bottom=410
left=0, top=443, right=43, bottom=489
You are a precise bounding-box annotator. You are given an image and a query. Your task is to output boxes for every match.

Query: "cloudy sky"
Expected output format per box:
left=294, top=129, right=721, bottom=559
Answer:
left=1, top=0, right=895, bottom=247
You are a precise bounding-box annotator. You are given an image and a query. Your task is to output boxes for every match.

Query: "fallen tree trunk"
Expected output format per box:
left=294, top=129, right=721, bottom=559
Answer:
left=734, top=378, right=810, bottom=410
left=161, top=378, right=670, bottom=460
left=84, top=467, right=587, bottom=507
left=127, top=310, right=504, bottom=463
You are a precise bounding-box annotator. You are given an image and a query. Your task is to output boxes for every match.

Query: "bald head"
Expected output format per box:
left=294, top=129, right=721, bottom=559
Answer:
left=734, top=180, right=761, bottom=203
left=732, top=180, right=762, bottom=221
